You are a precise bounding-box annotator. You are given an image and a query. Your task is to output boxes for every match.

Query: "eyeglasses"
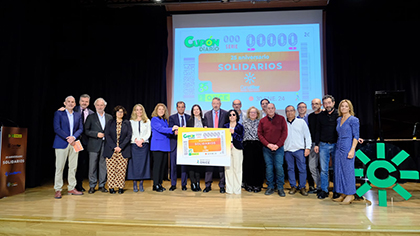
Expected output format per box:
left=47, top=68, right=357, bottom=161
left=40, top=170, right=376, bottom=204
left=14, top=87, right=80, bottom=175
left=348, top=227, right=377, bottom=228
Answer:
left=229, top=113, right=236, bottom=116
left=233, top=103, right=241, bottom=106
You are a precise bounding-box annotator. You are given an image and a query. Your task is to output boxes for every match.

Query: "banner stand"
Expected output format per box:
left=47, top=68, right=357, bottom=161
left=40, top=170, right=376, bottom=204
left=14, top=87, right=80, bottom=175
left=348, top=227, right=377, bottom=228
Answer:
left=0, top=126, right=27, bottom=199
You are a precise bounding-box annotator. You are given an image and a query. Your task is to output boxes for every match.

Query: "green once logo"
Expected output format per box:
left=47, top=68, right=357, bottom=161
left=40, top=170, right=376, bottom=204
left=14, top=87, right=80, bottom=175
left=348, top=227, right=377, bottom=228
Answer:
left=355, top=143, right=419, bottom=207
left=184, top=36, right=220, bottom=50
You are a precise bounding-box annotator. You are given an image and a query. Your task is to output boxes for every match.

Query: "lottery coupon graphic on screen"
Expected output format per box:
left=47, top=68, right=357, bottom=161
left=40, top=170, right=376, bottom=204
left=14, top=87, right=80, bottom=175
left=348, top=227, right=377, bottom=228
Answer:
left=173, top=23, right=322, bottom=111
left=177, top=128, right=231, bottom=167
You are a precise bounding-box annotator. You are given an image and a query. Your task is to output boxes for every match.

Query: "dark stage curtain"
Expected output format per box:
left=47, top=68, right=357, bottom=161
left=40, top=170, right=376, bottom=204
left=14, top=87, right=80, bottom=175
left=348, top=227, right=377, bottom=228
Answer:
left=1, top=1, right=168, bottom=187
left=2, top=0, right=420, bottom=187
left=325, top=0, right=420, bottom=139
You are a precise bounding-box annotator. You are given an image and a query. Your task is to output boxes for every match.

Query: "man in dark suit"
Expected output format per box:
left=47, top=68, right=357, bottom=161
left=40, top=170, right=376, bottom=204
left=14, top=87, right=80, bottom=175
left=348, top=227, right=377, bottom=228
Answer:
left=203, top=97, right=228, bottom=193
left=53, top=96, right=84, bottom=199
left=168, top=101, right=190, bottom=191
left=73, top=94, right=94, bottom=192
left=84, top=98, right=112, bottom=194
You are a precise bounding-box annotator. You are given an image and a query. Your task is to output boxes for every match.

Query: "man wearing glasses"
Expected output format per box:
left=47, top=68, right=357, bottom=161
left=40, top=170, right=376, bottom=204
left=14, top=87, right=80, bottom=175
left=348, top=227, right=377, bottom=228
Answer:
left=232, top=99, right=246, bottom=124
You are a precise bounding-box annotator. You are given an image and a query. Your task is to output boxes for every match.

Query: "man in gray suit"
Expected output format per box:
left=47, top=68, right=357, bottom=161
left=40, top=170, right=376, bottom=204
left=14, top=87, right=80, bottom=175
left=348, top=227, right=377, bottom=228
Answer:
left=203, top=97, right=228, bottom=193
left=84, top=98, right=112, bottom=194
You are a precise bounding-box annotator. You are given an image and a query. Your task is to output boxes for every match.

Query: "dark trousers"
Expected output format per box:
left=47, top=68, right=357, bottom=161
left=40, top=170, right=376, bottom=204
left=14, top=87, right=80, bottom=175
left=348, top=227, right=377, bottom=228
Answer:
left=205, top=166, right=225, bottom=188
left=88, top=142, right=107, bottom=188
left=76, top=149, right=88, bottom=188
left=170, top=149, right=188, bottom=186
left=306, top=155, right=315, bottom=187
left=189, top=166, right=203, bottom=183
left=152, top=151, right=167, bottom=186
left=243, top=140, right=265, bottom=187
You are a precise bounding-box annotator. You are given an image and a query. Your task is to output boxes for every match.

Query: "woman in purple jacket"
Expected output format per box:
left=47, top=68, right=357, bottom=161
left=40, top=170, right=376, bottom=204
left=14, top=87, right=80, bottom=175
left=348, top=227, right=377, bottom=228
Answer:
left=150, top=103, right=179, bottom=192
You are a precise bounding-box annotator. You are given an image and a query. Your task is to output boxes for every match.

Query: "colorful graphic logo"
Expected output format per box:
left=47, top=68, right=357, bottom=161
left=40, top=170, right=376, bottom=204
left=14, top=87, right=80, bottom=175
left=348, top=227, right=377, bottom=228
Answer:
left=5, top=171, right=21, bottom=177
left=199, top=83, right=209, bottom=93
left=183, top=134, right=196, bottom=139
left=7, top=182, right=18, bottom=187
left=355, top=143, right=420, bottom=207
left=244, top=72, right=256, bottom=84
left=184, top=36, right=220, bottom=51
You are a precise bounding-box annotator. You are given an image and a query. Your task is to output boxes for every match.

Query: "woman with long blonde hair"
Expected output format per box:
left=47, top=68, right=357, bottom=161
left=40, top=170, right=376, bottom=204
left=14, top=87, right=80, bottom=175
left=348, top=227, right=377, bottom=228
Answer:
left=150, top=103, right=178, bottom=192
left=333, top=99, right=359, bottom=205
left=127, top=104, right=151, bottom=192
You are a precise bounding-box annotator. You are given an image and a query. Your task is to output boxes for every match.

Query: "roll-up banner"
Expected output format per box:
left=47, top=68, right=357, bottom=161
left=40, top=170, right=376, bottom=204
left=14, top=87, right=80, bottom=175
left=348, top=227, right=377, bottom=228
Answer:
left=0, top=126, right=27, bottom=198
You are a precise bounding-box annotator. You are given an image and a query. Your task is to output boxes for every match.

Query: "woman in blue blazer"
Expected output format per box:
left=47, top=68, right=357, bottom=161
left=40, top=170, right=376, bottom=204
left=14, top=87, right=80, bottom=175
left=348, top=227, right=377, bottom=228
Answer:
left=150, top=103, right=179, bottom=192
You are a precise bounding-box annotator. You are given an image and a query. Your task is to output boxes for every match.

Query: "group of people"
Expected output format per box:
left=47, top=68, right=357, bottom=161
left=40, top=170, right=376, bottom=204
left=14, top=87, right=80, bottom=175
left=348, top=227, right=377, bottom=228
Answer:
left=52, top=94, right=360, bottom=204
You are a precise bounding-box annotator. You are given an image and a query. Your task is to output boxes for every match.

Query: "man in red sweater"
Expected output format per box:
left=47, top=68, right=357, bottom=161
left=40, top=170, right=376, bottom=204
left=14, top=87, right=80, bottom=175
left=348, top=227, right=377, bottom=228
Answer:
left=257, top=103, right=288, bottom=197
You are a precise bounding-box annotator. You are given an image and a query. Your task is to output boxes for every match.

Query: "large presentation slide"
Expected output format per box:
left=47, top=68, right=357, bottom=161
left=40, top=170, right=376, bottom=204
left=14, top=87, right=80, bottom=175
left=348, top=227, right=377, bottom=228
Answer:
left=172, top=11, right=324, bottom=114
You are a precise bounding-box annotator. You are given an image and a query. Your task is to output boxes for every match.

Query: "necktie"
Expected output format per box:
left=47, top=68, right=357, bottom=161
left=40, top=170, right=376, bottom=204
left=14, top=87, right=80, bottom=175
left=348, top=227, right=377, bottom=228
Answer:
left=214, top=110, right=219, bottom=128
left=82, top=109, right=86, bottom=123
left=180, top=115, right=185, bottom=127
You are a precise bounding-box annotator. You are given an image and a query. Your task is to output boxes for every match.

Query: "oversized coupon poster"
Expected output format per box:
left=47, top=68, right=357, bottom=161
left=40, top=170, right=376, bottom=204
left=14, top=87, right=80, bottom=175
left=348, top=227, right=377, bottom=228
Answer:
left=177, top=127, right=231, bottom=167
left=172, top=21, right=323, bottom=114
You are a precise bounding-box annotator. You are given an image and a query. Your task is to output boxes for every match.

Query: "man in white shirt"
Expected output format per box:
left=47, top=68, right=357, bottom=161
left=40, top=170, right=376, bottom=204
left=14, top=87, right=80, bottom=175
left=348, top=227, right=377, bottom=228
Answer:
left=284, top=105, right=312, bottom=196
left=84, top=98, right=112, bottom=194
left=53, top=96, right=84, bottom=199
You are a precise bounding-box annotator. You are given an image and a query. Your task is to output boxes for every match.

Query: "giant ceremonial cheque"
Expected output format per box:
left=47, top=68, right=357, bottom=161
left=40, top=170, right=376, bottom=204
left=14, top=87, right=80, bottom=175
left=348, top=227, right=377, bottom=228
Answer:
left=177, top=127, right=231, bottom=167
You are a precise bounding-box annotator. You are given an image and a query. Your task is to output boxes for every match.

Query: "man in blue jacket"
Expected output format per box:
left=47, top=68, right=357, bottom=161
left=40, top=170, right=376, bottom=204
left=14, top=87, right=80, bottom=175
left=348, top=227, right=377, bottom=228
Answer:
left=53, top=96, right=84, bottom=199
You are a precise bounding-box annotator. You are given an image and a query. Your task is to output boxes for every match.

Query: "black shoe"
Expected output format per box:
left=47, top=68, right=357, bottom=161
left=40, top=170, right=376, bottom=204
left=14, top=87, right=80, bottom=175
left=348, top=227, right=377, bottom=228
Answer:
left=98, top=187, right=108, bottom=193
left=254, top=187, right=261, bottom=193
left=169, top=185, right=176, bottom=191
left=278, top=189, right=286, bottom=197
left=76, top=186, right=85, bottom=192
left=109, top=188, right=116, bottom=194
left=153, top=185, right=163, bottom=192
left=220, top=188, right=226, bottom=194
left=182, top=186, right=187, bottom=191
left=88, top=187, right=95, bottom=194
left=159, top=185, right=166, bottom=191
left=196, top=182, right=202, bottom=191
left=265, top=188, right=275, bottom=195
left=118, top=188, right=124, bottom=194
left=191, top=183, right=197, bottom=192
left=318, top=191, right=328, bottom=199
left=246, top=186, right=253, bottom=192
left=308, top=188, right=319, bottom=194
left=203, top=187, right=212, bottom=193
left=332, top=192, right=340, bottom=199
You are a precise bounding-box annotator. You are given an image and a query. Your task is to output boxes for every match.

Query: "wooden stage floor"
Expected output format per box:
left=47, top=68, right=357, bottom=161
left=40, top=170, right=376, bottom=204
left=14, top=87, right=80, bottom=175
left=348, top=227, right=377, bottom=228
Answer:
left=1, top=180, right=420, bottom=235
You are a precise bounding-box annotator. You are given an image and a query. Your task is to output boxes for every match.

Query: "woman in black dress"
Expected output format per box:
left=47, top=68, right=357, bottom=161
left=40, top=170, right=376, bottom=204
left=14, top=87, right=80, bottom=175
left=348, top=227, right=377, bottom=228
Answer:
left=186, top=104, right=207, bottom=192
left=103, top=106, right=132, bottom=194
